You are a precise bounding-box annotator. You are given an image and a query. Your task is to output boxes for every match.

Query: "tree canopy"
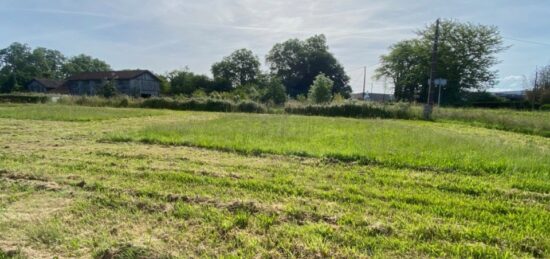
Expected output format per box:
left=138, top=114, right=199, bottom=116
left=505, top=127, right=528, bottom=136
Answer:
left=211, top=49, right=261, bottom=87
left=165, top=69, right=231, bottom=96
left=266, top=35, right=351, bottom=98
left=375, top=20, right=507, bottom=104
left=61, top=54, right=111, bottom=77
left=0, top=42, right=111, bottom=93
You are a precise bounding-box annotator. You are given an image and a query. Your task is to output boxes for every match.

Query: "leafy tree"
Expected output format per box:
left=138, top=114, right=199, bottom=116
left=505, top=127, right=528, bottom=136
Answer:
left=308, top=73, right=333, bottom=104
left=266, top=35, right=351, bottom=98
left=260, top=77, right=287, bottom=105
left=375, top=20, right=507, bottom=105
left=212, top=49, right=261, bottom=87
left=166, top=69, right=221, bottom=96
left=62, top=54, right=111, bottom=77
left=30, top=47, right=66, bottom=79
left=0, top=43, right=34, bottom=92
left=157, top=75, right=171, bottom=95
left=527, top=65, right=550, bottom=105
left=98, top=80, right=117, bottom=98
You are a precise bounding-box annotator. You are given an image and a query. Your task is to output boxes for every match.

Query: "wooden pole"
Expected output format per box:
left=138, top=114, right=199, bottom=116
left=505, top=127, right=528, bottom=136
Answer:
left=423, top=19, right=440, bottom=120
left=362, top=66, right=366, bottom=100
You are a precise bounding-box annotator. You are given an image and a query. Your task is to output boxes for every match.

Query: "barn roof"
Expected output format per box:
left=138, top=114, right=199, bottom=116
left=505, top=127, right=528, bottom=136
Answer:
left=30, top=78, right=66, bottom=89
left=66, top=70, right=159, bottom=81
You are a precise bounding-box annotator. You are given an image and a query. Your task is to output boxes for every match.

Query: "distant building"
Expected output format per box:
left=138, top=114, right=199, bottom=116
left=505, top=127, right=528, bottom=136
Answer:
left=55, top=70, right=160, bottom=97
left=351, top=92, right=395, bottom=102
left=26, top=78, right=65, bottom=93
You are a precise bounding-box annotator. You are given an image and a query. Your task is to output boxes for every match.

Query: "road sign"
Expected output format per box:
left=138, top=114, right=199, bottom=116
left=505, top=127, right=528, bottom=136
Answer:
left=434, top=78, right=447, bottom=86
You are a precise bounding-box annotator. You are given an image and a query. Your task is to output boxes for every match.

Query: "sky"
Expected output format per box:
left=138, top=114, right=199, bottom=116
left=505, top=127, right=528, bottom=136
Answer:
left=1, top=0, right=549, bottom=93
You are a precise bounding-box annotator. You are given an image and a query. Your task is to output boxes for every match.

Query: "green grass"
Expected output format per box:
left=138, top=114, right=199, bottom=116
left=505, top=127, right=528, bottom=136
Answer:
left=109, top=113, right=550, bottom=176
left=0, top=104, right=549, bottom=257
left=0, top=104, right=165, bottom=121
left=433, top=107, right=550, bottom=137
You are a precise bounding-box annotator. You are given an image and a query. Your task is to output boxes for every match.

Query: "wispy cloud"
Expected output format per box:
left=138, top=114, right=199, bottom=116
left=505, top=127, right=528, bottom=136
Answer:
left=0, top=7, right=121, bottom=18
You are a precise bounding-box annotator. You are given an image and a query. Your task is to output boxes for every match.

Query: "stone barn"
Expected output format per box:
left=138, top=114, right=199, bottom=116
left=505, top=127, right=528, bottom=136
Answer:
left=26, top=79, right=65, bottom=93
left=62, top=70, right=161, bottom=97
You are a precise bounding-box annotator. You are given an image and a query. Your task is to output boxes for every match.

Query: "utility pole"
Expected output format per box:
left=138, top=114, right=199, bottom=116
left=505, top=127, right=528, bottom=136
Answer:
left=533, top=67, right=538, bottom=110
left=424, top=18, right=440, bottom=120
left=362, top=66, right=366, bottom=100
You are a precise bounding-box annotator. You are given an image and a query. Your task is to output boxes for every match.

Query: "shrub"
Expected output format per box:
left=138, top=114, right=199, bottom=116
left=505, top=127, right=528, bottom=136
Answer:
left=141, top=97, right=265, bottom=113
left=541, top=104, right=550, bottom=111
left=285, top=102, right=416, bottom=119
left=0, top=93, right=50, bottom=103
left=308, top=73, right=333, bottom=104
left=260, top=78, right=287, bottom=105
left=237, top=100, right=267, bottom=113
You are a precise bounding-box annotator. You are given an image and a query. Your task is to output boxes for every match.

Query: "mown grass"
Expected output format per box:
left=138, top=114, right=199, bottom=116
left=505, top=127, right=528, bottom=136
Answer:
left=0, top=104, right=549, bottom=257
left=109, top=113, right=550, bottom=176
left=0, top=104, right=165, bottom=122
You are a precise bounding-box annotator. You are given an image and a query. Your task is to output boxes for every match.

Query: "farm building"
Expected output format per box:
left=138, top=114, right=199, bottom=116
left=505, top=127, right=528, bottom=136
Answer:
left=26, top=78, right=65, bottom=93
left=58, top=70, right=161, bottom=97
left=351, top=92, right=395, bottom=102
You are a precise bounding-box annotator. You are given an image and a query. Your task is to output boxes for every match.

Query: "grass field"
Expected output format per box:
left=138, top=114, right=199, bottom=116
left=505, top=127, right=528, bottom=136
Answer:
left=0, top=104, right=165, bottom=122
left=0, top=104, right=549, bottom=258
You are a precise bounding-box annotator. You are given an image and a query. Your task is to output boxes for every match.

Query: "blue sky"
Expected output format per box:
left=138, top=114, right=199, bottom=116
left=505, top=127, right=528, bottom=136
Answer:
left=1, top=0, right=549, bottom=93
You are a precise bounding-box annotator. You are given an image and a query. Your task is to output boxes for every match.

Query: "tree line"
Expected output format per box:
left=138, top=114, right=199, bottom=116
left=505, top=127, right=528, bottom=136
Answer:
left=0, top=42, right=111, bottom=93
left=3, top=20, right=530, bottom=107
left=0, top=35, right=350, bottom=104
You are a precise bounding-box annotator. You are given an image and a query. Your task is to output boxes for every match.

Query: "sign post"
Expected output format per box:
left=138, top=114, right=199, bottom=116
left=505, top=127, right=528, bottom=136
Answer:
left=434, top=78, right=447, bottom=106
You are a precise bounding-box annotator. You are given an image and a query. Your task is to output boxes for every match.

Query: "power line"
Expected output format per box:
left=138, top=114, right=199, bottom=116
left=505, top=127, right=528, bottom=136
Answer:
left=503, top=37, right=550, bottom=47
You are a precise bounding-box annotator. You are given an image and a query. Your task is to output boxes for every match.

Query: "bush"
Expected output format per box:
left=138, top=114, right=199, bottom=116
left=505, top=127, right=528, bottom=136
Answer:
left=285, top=102, right=416, bottom=119
left=237, top=100, right=267, bottom=113
left=541, top=104, right=550, bottom=111
left=308, top=73, right=333, bottom=104
left=141, top=97, right=265, bottom=113
left=0, top=94, right=50, bottom=103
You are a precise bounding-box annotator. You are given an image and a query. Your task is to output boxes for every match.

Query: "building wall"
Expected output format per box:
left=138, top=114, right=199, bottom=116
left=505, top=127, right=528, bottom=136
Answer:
left=68, top=80, right=100, bottom=95
left=129, top=73, right=160, bottom=97
left=67, top=73, right=160, bottom=97
left=27, top=81, right=48, bottom=93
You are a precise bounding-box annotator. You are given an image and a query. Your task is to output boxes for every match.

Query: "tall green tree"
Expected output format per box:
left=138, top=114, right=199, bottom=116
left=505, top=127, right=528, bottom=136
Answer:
left=30, top=47, right=66, bottom=79
left=260, top=77, right=287, bottom=105
left=211, top=49, right=261, bottom=87
left=376, top=20, right=507, bottom=104
left=0, top=43, right=34, bottom=92
left=166, top=69, right=229, bottom=96
left=62, top=54, right=111, bottom=77
left=308, top=73, right=333, bottom=104
left=266, top=35, right=351, bottom=98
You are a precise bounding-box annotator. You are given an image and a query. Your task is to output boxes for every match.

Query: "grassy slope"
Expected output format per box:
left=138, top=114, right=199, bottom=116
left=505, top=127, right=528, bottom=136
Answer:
left=0, top=105, right=549, bottom=258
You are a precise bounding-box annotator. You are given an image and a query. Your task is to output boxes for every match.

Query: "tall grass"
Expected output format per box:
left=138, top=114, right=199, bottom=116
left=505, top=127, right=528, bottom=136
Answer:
left=433, top=107, right=550, bottom=137
left=108, top=113, right=550, bottom=176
